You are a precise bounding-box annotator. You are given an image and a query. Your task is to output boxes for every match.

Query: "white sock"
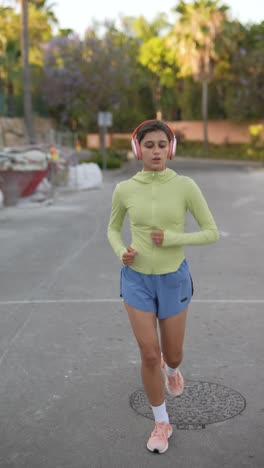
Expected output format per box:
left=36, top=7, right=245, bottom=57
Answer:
left=151, top=401, right=169, bottom=423
left=166, top=365, right=178, bottom=376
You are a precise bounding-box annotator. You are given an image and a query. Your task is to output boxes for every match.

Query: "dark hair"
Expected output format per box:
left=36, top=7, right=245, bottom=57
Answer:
left=137, top=120, right=173, bottom=143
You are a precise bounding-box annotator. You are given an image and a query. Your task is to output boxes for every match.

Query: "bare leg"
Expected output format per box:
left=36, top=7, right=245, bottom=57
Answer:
left=159, top=308, right=188, bottom=369
left=125, top=303, right=164, bottom=407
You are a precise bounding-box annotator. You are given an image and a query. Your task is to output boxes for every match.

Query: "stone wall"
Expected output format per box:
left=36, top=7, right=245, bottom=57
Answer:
left=0, top=116, right=55, bottom=147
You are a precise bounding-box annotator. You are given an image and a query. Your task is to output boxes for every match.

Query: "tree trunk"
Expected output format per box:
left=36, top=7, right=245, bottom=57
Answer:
left=21, top=0, right=35, bottom=144
left=202, top=79, right=208, bottom=150
left=7, top=80, right=15, bottom=117
left=154, top=79, right=162, bottom=120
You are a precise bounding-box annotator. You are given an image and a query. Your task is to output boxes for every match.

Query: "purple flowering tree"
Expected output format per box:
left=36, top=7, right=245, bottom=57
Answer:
left=42, top=25, right=144, bottom=130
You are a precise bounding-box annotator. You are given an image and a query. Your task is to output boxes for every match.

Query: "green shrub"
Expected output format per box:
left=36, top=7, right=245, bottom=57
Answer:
left=79, top=140, right=264, bottom=165
left=176, top=141, right=264, bottom=162
left=83, top=151, right=123, bottom=169
left=107, top=149, right=127, bottom=161
left=111, top=137, right=131, bottom=151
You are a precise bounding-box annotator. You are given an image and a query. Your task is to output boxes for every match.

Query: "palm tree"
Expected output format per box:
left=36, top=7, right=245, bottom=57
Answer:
left=21, top=0, right=35, bottom=143
left=169, top=0, right=228, bottom=148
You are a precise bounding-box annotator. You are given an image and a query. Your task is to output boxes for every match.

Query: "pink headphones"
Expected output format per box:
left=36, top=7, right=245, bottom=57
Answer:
left=131, top=119, right=177, bottom=160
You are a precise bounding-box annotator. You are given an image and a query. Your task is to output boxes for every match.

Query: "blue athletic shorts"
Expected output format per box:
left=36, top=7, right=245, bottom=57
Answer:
left=120, top=259, right=194, bottom=319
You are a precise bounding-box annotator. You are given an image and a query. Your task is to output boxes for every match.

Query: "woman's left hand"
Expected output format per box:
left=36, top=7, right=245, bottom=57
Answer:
left=151, top=230, right=164, bottom=247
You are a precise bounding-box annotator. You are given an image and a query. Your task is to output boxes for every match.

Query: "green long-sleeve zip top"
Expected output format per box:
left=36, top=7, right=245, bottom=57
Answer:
left=107, top=168, right=219, bottom=274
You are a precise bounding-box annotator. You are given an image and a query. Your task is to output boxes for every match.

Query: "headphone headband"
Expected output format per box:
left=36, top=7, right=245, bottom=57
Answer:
left=131, top=120, right=177, bottom=160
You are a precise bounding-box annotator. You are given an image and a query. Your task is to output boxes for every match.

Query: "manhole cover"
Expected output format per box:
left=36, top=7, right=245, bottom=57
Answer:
left=129, top=381, right=246, bottom=429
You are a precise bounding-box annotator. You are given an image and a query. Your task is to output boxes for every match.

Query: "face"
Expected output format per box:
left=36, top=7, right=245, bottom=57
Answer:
left=140, top=130, right=170, bottom=171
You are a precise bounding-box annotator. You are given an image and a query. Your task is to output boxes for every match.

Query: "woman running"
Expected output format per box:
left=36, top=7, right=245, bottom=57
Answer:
left=107, top=119, right=219, bottom=454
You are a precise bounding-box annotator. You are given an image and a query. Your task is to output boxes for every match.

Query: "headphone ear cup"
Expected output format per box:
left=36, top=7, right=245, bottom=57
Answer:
left=131, top=138, right=142, bottom=160
left=168, top=140, right=173, bottom=160
left=131, top=138, right=137, bottom=158
left=168, top=136, right=177, bottom=159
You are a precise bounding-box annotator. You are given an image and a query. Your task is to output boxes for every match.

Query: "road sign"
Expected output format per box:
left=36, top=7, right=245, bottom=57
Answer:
left=97, top=112, right=113, bottom=128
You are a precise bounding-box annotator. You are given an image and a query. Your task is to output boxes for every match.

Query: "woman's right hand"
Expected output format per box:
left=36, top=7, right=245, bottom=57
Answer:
left=122, top=246, right=138, bottom=266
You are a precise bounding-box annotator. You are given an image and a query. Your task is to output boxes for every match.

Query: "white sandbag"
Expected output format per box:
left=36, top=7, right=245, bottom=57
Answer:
left=1, top=148, right=49, bottom=171
left=67, top=163, right=102, bottom=190
left=35, top=177, right=52, bottom=194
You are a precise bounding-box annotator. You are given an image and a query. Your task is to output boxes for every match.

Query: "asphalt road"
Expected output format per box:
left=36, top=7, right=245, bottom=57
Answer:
left=0, top=157, right=263, bottom=468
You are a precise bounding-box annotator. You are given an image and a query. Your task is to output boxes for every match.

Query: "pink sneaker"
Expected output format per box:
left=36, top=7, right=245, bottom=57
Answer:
left=147, top=422, right=173, bottom=453
left=161, top=355, right=184, bottom=397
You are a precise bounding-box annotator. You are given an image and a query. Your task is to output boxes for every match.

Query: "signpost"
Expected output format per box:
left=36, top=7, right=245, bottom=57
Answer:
left=97, top=112, right=113, bottom=170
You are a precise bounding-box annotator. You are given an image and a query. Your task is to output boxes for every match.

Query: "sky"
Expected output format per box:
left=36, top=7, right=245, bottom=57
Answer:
left=52, top=0, right=263, bottom=36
